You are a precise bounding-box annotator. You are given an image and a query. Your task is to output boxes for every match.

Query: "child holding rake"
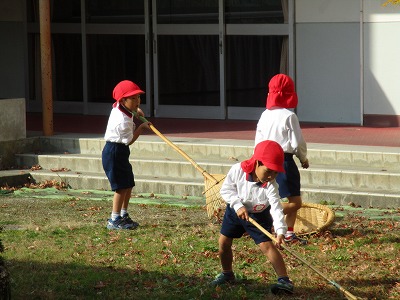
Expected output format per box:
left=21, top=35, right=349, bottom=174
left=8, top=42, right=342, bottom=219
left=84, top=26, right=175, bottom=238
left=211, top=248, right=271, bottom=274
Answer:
left=211, top=140, right=294, bottom=295
left=102, top=80, right=151, bottom=230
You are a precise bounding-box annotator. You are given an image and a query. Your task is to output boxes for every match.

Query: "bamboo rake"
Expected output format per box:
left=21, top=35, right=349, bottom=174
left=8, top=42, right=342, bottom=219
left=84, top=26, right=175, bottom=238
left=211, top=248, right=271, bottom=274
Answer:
left=248, top=217, right=360, bottom=300
left=134, top=114, right=225, bottom=217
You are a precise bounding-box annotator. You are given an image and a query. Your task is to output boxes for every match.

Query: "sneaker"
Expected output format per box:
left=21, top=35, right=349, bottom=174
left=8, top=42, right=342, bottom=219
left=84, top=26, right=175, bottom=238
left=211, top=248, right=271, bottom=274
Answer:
left=106, top=216, right=135, bottom=230
left=210, top=272, right=235, bottom=286
left=121, top=213, right=139, bottom=229
left=270, top=277, right=294, bottom=295
left=284, top=233, right=308, bottom=245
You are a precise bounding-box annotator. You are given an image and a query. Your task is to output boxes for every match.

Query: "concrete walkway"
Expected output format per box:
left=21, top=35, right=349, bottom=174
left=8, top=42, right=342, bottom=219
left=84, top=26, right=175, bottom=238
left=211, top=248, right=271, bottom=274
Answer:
left=26, top=112, right=400, bottom=147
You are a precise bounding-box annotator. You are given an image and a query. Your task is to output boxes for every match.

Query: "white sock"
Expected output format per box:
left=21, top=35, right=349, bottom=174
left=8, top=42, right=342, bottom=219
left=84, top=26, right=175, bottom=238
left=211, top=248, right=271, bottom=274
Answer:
left=285, top=230, right=294, bottom=237
left=121, top=209, right=128, bottom=217
left=111, top=212, right=120, bottom=220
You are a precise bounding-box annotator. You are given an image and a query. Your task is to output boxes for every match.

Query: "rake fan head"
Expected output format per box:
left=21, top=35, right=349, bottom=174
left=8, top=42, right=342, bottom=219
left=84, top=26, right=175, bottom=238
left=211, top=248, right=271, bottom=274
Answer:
left=204, top=174, right=226, bottom=221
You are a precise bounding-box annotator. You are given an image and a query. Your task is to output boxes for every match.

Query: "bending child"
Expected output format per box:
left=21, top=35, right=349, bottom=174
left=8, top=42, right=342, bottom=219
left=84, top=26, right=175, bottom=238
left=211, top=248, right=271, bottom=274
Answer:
left=255, top=74, right=309, bottom=244
left=102, top=80, right=151, bottom=230
left=211, top=140, right=294, bottom=295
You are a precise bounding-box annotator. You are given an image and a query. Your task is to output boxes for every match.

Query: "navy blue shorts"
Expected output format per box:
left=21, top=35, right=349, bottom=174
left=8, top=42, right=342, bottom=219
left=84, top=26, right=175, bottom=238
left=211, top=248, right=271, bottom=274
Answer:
left=102, top=141, right=135, bottom=191
left=220, top=204, right=273, bottom=244
left=276, top=154, right=301, bottom=198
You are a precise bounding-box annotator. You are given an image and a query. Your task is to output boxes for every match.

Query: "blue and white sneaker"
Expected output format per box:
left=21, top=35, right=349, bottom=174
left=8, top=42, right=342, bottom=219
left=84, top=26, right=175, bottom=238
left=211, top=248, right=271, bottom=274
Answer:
left=106, top=216, right=135, bottom=230
left=270, top=277, right=294, bottom=295
left=121, top=213, right=139, bottom=229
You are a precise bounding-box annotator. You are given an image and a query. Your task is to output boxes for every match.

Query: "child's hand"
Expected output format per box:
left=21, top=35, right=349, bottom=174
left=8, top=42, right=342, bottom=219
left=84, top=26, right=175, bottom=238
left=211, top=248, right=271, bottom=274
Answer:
left=136, top=108, right=145, bottom=118
left=236, top=207, right=249, bottom=221
left=275, top=234, right=285, bottom=248
left=301, top=158, right=309, bottom=169
left=140, top=121, right=152, bottom=130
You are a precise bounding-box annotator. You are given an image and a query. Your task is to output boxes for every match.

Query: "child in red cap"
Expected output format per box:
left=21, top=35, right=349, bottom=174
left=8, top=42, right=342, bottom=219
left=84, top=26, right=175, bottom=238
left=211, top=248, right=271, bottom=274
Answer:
left=211, top=140, right=294, bottom=295
left=255, top=74, right=309, bottom=244
left=102, top=80, right=151, bottom=230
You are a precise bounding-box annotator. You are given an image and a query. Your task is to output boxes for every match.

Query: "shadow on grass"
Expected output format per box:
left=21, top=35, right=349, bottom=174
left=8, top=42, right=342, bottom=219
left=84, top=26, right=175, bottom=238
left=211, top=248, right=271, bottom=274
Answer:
left=6, top=259, right=374, bottom=300
left=342, top=278, right=399, bottom=300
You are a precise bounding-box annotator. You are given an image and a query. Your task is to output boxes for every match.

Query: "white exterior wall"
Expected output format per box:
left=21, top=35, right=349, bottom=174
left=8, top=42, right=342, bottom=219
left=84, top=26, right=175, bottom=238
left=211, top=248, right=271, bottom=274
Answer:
left=295, top=0, right=400, bottom=124
left=363, top=1, right=400, bottom=116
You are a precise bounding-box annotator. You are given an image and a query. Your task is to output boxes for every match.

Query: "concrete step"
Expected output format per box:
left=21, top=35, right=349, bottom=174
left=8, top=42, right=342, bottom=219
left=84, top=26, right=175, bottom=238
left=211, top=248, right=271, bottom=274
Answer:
left=299, top=165, right=400, bottom=192
left=301, top=187, right=400, bottom=208
left=5, top=169, right=206, bottom=197
left=15, top=152, right=400, bottom=193
left=14, top=153, right=234, bottom=180
left=30, top=136, right=400, bottom=171
left=1, top=168, right=399, bottom=208
left=3, top=134, right=400, bottom=208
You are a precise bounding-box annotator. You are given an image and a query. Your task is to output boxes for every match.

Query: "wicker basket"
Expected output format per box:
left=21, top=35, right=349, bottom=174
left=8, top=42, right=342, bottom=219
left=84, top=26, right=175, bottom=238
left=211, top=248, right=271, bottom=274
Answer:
left=294, top=202, right=335, bottom=235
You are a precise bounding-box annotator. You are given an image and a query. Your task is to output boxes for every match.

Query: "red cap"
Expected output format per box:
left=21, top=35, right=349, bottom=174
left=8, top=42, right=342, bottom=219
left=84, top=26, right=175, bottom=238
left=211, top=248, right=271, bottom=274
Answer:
left=266, top=74, right=298, bottom=109
left=112, top=80, right=145, bottom=101
left=241, top=140, right=285, bottom=173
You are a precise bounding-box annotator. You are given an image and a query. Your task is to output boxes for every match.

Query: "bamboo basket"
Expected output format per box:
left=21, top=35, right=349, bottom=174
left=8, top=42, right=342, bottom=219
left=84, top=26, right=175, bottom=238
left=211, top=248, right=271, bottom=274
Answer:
left=293, top=202, right=335, bottom=235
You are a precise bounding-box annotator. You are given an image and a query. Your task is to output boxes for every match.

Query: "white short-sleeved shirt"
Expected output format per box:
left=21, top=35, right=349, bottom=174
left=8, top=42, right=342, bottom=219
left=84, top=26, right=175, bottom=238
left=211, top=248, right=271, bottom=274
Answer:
left=220, top=163, right=287, bottom=236
left=104, top=103, right=135, bottom=145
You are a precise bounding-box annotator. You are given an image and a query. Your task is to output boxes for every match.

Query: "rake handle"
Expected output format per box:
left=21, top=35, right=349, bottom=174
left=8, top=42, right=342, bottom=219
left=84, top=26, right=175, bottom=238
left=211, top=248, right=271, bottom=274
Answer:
left=247, top=217, right=359, bottom=300
left=135, top=113, right=218, bottom=184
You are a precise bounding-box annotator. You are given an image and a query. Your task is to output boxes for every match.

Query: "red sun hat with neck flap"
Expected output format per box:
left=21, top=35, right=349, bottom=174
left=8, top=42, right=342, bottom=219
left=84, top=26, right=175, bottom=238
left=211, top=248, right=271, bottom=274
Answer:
left=266, top=74, right=298, bottom=109
left=241, top=140, right=285, bottom=174
left=112, top=80, right=145, bottom=106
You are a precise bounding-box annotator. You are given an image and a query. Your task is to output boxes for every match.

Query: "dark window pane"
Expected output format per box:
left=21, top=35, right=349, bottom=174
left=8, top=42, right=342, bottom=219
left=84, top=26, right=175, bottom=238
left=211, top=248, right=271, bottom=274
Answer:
left=158, top=35, right=220, bottom=106
left=157, top=0, right=218, bottom=24
left=226, top=35, right=283, bottom=107
left=86, top=34, right=146, bottom=103
left=86, top=0, right=144, bottom=23
left=52, top=0, right=81, bottom=22
left=26, top=0, right=38, bottom=22
left=26, top=0, right=81, bottom=23
left=52, top=34, right=83, bottom=101
left=225, top=0, right=283, bottom=24
left=27, top=33, right=39, bottom=100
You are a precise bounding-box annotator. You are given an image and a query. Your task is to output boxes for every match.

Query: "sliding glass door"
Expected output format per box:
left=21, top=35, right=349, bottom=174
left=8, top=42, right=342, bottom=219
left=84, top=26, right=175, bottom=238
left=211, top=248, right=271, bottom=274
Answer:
left=152, top=0, right=223, bottom=119
left=152, top=0, right=291, bottom=120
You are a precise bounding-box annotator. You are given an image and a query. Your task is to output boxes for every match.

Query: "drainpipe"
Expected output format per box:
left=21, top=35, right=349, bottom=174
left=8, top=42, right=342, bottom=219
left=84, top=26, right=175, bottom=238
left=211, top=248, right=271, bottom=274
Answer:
left=39, top=0, right=54, bottom=136
left=360, top=0, right=364, bottom=126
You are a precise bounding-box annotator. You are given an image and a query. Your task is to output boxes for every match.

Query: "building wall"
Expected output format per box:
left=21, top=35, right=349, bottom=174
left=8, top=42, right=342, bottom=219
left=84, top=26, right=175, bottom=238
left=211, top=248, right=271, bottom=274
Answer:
left=295, top=0, right=361, bottom=124
left=295, top=0, right=400, bottom=125
left=0, top=98, right=26, bottom=141
left=363, top=1, right=400, bottom=125
left=295, top=21, right=361, bottom=124
left=0, top=0, right=25, bottom=99
left=1, top=0, right=399, bottom=126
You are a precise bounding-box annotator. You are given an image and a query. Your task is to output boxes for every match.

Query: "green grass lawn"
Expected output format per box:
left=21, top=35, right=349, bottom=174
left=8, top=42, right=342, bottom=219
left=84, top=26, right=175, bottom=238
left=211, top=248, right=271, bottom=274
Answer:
left=1, top=188, right=399, bottom=299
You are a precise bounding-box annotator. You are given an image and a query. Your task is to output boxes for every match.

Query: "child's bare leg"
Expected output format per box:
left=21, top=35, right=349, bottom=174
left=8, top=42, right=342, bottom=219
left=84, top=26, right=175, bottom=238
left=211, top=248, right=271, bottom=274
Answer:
left=260, top=241, right=294, bottom=294
left=211, top=234, right=235, bottom=285
left=112, top=189, right=128, bottom=213
left=121, top=187, right=133, bottom=211
left=218, top=234, right=233, bottom=272
left=258, top=241, right=288, bottom=277
left=282, top=195, right=302, bottom=229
